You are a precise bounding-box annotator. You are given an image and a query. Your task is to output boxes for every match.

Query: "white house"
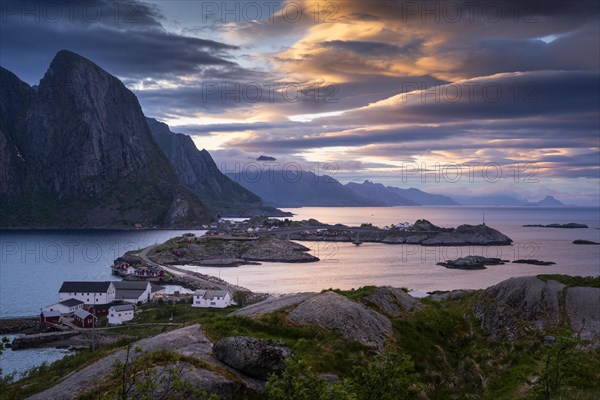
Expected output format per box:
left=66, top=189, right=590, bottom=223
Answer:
left=192, top=290, right=233, bottom=308
left=113, top=281, right=152, bottom=304
left=108, top=304, right=136, bottom=325
left=45, top=298, right=84, bottom=314
left=59, top=282, right=116, bottom=305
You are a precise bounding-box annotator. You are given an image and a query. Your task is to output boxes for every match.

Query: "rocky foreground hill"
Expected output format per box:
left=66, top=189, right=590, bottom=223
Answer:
left=17, top=275, right=600, bottom=400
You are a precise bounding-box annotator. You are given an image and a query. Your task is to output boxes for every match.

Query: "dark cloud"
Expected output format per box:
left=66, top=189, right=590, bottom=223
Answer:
left=0, top=0, right=240, bottom=83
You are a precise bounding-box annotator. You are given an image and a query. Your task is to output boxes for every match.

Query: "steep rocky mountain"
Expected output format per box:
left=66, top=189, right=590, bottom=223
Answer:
left=0, top=50, right=211, bottom=228
left=346, top=180, right=458, bottom=206
left=146, top=118, right=289, bottom=217
left=226, top=169, right=375, bottom=207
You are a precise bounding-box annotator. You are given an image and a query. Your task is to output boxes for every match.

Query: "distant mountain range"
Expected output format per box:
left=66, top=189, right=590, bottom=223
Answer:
left=0, top=50, right=283, bottom=228
left=453, top=194, right=566, bottom=207
left=228, top=171, right=566, bottom=208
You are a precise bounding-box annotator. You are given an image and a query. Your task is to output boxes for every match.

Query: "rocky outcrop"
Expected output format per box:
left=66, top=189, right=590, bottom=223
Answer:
left=148, top=236, right=319, bottom=266
left=474, top=277, right=600, bottom=346
left=565, top=287, right=600, bottom=342
left=381, top=221, right=512, bottom=246
left=137, top=363, right=242, bottom=400
left=213, top=336, right=294, bottom=380
left=361, top=287, right=424, bottom=317
left=573, top=240, right=600, bottom=245
left=523, top=223, right=588, bottom=229
left=233, top=293, right=316, bottom=317
left=1, top=51, right=211, bottom=228
left=437, top=256, right=507, bottom=269
left=288, top=291, right=393, bottom=349
left=420, top=224, right=513, bottom=246
left=427, top=290, right=473, bottom=301
left=512, top=259, right=556, bottom=266
left=11, top=331, right=80, bottom=350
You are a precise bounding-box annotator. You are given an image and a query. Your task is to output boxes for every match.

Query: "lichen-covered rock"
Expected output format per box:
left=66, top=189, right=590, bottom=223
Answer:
left=474, top=277, right=565, bottom=340
left=566, top=287, right=600, bottom=342
left=233, top=293, right=316, bottom=317
left=288, top=291, right=392, bottom=349
left=213, top=336, right=294, bottom=380
left=474, top=276, right=600, bottom=346
left=362, top=287, right=424, bottom=317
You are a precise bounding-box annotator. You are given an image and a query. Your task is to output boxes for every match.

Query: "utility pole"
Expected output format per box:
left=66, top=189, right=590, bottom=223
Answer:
left=92, top=294, right=96, bottom=351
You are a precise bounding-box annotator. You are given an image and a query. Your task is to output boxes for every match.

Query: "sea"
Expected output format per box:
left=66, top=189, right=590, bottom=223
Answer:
left=0, top=206, right=599, bottom=377
left=1, top=207, right=599, bottom=318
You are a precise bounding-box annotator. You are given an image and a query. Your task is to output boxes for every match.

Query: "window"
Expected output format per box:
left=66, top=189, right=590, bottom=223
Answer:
left=211, top=302, right=216, bottom=305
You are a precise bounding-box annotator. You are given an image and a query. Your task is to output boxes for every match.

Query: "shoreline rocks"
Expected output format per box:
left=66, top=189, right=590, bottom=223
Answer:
left=573, top=239, right=600, bottom=245
left=512, top=259, right=556, bottom=266
left=437, top=256, right=508, bottom=270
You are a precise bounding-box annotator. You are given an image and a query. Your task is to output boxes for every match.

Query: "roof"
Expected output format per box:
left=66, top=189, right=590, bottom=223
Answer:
left=112, top=281, right=150, bottom=290
left=74, top=309, right=96, bottom=319
left=58, top=299, right=84, bottom=307
left=151, top=283, right=165, bottom=293
left=42, top=310, right=61, bottom=318
left=195, top=290, right=229, bottom=300
left=115, top=289, right=146, bottom=300
left=89, top=302, right=125, bottom=312
left=59, top=281, right=113, bottom=293
left=110, top=304, right=135, bottom=312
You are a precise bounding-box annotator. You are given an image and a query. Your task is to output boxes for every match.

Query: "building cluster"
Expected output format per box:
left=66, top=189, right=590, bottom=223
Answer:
left=111, top=261, right=165, bottom=278
left=42, top=281, right=161, bottom=327
left=40, top=280, right=237, bottom=329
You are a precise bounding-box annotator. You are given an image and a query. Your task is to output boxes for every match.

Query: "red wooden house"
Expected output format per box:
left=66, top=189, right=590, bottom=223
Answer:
left=73, top=309, right=97, bottom=328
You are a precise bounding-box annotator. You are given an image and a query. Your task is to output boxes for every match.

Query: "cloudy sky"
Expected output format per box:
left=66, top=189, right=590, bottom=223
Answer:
left=1, top=0, right=599, bottom=205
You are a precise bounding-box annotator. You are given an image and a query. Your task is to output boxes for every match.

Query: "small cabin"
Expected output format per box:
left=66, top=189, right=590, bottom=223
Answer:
left=73, top=309, right=97, bottom=328
left=108, top=304, right=135, bottom=325
left=40, top=310, right=62, bottom=324
left=192, top=290, right=233, bottom=308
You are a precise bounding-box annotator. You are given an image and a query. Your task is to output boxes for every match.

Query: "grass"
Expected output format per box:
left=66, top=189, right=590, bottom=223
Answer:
left=4, top=276, right=600, bottom=399
left=537, top=274, right=600, bottom=288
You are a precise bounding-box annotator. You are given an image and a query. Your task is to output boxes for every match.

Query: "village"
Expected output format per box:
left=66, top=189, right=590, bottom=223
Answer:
left=39, top=280, right=236, bottom=330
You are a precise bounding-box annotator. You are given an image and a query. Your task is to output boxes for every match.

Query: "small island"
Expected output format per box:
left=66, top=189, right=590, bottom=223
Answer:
left=523, top=223, right=588, bottom=229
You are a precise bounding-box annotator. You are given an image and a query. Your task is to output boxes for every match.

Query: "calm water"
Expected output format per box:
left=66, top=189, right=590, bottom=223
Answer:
left=0, top=335, right=72, bottom=381
left=182, top=207, right=600, bottom=294
left=0, top=230, right=207, bottom=317
left=1, top=208, right=599, bottom=317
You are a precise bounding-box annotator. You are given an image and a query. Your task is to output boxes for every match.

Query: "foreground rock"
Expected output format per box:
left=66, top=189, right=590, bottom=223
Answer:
left=437, top=256, right=507, bottom=270
left=213, top=336, right=295, bottom=380
left=427, top=290, right=473, bottom=301
left=361, top=287, right=424, bottom=317
left=573, top=239, right=600, bottom=245
left=233, top=293, right=316, bottom=317
left=27, top=325, right=258, bottom=400
left=288, top=291, right=393, bottom=349
left=523, top=223, right=588, bottom=229
left=512, top=259, right=556, bottom=266
left=474, top=276, right=600, bottom=346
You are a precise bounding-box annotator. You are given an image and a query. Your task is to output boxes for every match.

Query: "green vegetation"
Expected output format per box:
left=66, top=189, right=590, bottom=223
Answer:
left=537, top=275, right=600, bottom=288
left=3, top=276, right=600, bottom=400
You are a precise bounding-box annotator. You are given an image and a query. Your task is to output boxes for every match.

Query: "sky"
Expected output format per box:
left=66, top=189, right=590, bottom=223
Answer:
left=1, top=0, right=599, bottom=205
